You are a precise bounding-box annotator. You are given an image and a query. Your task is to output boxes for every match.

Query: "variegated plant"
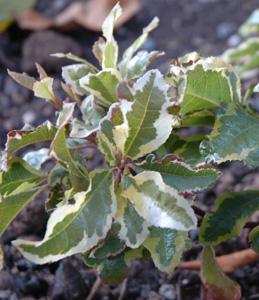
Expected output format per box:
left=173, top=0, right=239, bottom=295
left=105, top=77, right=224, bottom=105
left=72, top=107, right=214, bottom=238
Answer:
left=1, top=3, right=259, bottom=298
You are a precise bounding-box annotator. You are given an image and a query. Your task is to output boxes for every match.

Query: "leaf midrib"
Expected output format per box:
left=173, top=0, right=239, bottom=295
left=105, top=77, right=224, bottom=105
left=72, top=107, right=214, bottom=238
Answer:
left=202, top=194, right=259, bottom=243
left=49, top=170, right=112, bottom=239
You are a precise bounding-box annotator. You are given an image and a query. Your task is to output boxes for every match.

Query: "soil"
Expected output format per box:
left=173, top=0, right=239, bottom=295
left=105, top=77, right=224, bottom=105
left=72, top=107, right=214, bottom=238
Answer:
left=1, top=0, right=259, bottom=299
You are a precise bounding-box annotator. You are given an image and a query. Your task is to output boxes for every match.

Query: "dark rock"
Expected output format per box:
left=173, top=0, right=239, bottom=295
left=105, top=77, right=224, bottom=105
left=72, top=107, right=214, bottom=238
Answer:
left=0, top=290, right=12, bottom=300
left=51, top=260, right=87, bottom=300
left=0, top=270, right=14, bottom=290
left=158, top=284, right=176, bottom=300
left=23, top=278, right=49, bottom=297
left=22, top=31, right=83, bottom=73
left=16, top=259, right=35, bottom=272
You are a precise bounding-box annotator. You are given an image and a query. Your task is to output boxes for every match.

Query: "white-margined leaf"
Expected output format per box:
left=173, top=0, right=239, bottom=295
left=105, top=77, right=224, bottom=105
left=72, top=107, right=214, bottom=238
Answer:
left=122, top=171, right=197, bottom=231
left=13, top=169, right=116, bottom=264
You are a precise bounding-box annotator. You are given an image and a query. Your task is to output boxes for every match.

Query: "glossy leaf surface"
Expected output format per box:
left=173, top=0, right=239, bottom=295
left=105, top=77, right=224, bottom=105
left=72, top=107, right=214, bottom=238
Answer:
left=113, top=70, right=173, bottom=160
left=122, top=171, right=197, bottom=231
left=13, top=169, right=116, bottom=264
left=133, top=154, right=221, bottom=192
left=200, top=102, right=259, bottom=167
left=0, top=157, right=46, bottom=197
left=200, top=190, right=259, bottom=245
left=143, top=226, right=188, bottom=273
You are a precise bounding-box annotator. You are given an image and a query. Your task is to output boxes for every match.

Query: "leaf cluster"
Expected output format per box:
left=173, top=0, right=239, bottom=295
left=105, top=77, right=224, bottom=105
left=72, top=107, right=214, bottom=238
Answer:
left=1, top=3, right=259, bottom=298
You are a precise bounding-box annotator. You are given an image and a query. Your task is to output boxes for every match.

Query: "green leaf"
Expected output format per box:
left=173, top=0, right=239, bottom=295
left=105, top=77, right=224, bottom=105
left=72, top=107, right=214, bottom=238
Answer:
left=0, top=0, right=36, bottom=23
left=0, top=187, right=46, bottom=241
left=92, top=37, right=106, bottom=67
left=178, top=64, right=233, bottom=114
left=70, top=95, right=106, bottom=138
left=83, top=247, right=144, bottom=284
left=200, top=102, right=259, bottom=167
left=102, top=3, right=122, bottom=69
left=200, top=246, right=241, bottom=300
left=13, top=169, right=116, bottom=264
left=156, top=132, right=207, bottom=167
left=96, top=132, right=117, bottom=167
left=90, top=233, right=126, bottom=259
left=143, top=226, right=188, bottom=273
left=133, top=154, right=221, bottom=192
left=33, top=77, right=57, bottom=101
left=62, top=64, right=92, bottom=95
left=7, top=69, right=36, bottom=90
left=50, top=125, right=88, bottom=192
left=114, top=194, right=150, bottom=248
left=199, top=190, right=259, bottom=246
left=222, top=38, right=259, bottom=79
left=124, top=50, right=164, bottom=80
left=222, top=38, right=259, bottom=63
left=122, top=171, right=197, bottom=231
left=119, top=17, right=159, bottom=77
left=0, top=157, right=46, bottom=197
left=243, top=82, right=258, bottom=105
left=239, top=9, right=259, bottom=37
left=113, top=70, right=173, bottom=160
left=50, top=102, right=89, bottom=192
left=0, top=121, right=57, bottom=171
left=45, top=183, right=66, bottom=213
left=23, top=148, right=50, bottom=170
left=48, top=164, right=71, bottom=188
left=51, top=52, right=98, bottom=73
left=181, top=110, right=215, bottom=127
left=249, top=226, right=259, bottom=254
left=79, top=69, right=121, bottom=107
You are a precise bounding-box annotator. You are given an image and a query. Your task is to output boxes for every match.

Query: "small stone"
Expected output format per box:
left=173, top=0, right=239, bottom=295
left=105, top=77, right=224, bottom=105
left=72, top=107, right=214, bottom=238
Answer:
left=141, top=284, right=152, bottom=298
left=142, top=38, right=157, bottom=51
left=51, top=260, right=87, bottom=300
left=158, top=284, right=176, bottom=300
left=0, top=270, right=14, bottom=290
left=228, top=34, right=242, bottom=48
left=0, top=290, right=12, bottom=300
left=149, top=291, right=165, bottom=300
left=216, top=22, right=235, bottom=39
left=182, top=278, right=189, bottom=286
left=10, top=293, right=19, bottom=300
left=23, top=278, right=49, bottom=297
left=22, top=111, right=37, bottom=125
left=16, top=259, right=35, bottom=271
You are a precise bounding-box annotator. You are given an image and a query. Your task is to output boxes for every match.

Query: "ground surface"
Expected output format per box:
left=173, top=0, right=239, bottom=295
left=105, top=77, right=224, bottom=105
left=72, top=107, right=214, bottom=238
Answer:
left=0, top=0, right=259, bottom=299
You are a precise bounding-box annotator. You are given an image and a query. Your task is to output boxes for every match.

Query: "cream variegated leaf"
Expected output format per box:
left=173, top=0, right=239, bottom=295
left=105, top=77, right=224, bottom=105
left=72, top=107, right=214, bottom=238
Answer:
left=79, top=69, right=122, bottom=107
left=102, top=3, right=122, bottom=69
left=167, top=56, right=241, bottom=114
left=0, top=121, right=57, bottom=172
left=124, top=50, right=164, bottom=80
left=50, top=103, right=89, bottom=192
left=143, top=226, right=189, bottom=273
left=0, top=157, right=46, bottom=197
left=62, top=64, right=92, bottom=95
left=119, top=17, right=159, bottom=77
left=70, top=95, right=106, bottom=138
left=113, top=70, right=174, bottom=161
left=122, top=171, right=197, bottom=231
left=96, top=132, right=117, bottom=167
left=114, top=193, right=150, bottom=248
left=200, top=102, right=259, bottom=167
left=133, top=154, right=221, bottom=193
left=13, top=169, right=116, bottom=264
